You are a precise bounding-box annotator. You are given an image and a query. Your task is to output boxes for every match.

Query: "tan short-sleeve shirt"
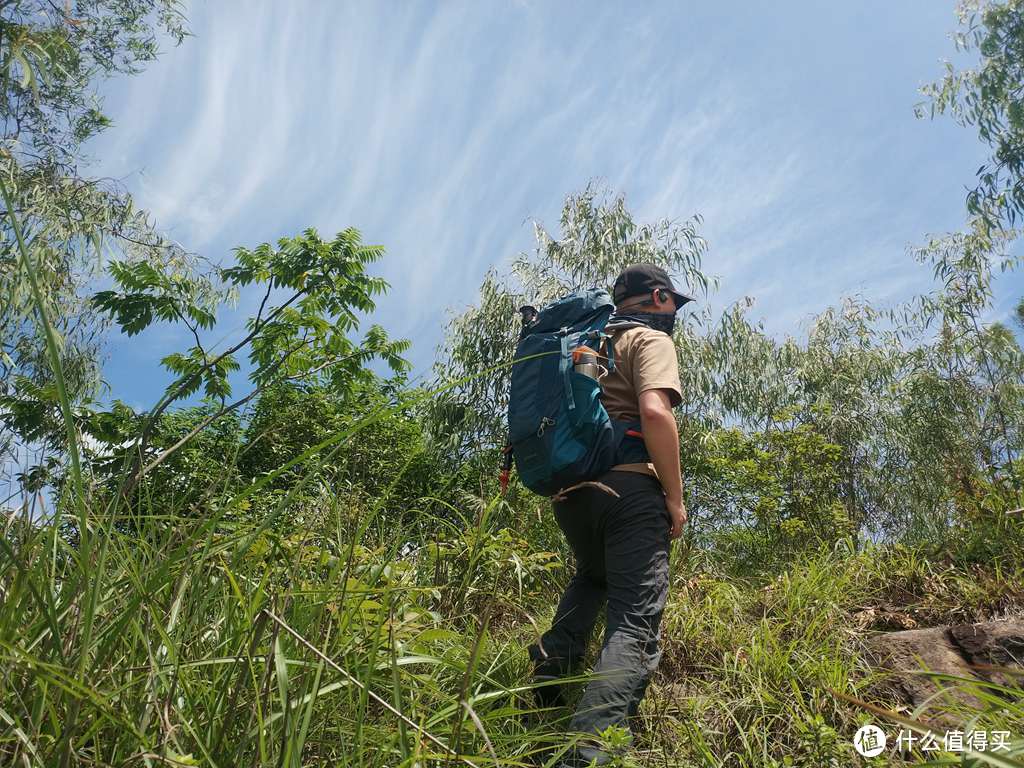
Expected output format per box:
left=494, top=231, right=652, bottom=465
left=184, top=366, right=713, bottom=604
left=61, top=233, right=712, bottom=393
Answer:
left=600, top=326, right=682, bottom=477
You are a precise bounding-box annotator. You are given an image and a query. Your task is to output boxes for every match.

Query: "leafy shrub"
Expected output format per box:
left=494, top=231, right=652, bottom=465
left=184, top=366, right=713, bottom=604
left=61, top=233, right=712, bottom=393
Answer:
left=686, top=424, right=850, bottom=574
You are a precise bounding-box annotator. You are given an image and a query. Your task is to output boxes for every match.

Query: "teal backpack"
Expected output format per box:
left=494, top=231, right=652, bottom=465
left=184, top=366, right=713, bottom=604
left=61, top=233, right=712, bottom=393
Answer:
left=506, top=288, right=645, bottom=496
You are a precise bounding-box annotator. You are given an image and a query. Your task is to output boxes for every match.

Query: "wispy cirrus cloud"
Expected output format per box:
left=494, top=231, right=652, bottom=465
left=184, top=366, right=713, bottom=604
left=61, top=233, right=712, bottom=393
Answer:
left=87, top=0, right=1019, bottom=404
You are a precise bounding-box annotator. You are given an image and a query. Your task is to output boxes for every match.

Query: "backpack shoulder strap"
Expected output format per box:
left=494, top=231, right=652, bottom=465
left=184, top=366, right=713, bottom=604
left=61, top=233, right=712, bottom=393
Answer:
left=601, top=331, right=616, bottom=373
left=559, top=330, right=575, bottom=411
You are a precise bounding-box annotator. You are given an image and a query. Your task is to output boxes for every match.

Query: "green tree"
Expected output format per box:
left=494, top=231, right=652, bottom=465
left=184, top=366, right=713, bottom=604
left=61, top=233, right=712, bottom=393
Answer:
left=915, top=0, right=1024, bottom=516
left=920, top=0, right=1024, bottom=234
left=238, top=377, right=440, bottom=523
left=685, top=424, right=848, bottom=573
left=127, top=401, right=244, bottom=518
left=436, top=182, right=1022, bottom=548
left=1, top=0, right=189, bottom=493
left=67, top=227, right=410, bottom=508
left=687, top=238, right=1023, bottom=540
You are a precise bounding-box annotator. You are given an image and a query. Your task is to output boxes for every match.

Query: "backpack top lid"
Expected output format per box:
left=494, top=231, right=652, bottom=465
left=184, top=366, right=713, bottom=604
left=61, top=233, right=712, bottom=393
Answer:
left=527, top=288, right=615, bottom=335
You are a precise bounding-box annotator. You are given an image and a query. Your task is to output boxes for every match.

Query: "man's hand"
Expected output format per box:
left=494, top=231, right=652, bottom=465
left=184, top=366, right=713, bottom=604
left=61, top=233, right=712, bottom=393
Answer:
left=667, top=497, right=687, bottom=539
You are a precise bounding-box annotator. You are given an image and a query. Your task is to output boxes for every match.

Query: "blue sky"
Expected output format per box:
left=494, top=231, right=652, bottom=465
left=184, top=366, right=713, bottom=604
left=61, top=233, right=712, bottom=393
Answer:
left=87, top=0, right=1021, bottom=411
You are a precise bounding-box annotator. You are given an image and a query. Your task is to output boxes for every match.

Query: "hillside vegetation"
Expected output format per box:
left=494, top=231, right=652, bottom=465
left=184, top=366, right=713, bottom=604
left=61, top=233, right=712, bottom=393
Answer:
left=2, top=1, right=1024, bottom=766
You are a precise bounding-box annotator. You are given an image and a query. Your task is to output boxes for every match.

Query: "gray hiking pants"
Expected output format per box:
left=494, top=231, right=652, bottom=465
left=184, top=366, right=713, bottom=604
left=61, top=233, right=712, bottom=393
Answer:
left=530, top=470, right=671, bottom=755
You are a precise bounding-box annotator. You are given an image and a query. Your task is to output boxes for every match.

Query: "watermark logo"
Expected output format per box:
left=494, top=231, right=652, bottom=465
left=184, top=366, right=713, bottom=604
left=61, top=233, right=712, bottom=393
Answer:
left=851, top=725, right=1013, bottom=757
left=854, top=724, right=887, bottom=757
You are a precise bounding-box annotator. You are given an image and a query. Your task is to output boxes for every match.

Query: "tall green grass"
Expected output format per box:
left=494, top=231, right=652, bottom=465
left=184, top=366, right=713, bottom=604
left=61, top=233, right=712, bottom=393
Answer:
left=0, top=179, right=581, bottom=764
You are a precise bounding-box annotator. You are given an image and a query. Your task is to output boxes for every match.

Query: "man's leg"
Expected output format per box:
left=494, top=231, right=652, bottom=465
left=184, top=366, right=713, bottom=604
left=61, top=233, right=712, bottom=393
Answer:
left=530, top=487, right=610, bottom=710
left=568, top=474, right=671, bottom=752
left=529, top=570, right=605, bottom=707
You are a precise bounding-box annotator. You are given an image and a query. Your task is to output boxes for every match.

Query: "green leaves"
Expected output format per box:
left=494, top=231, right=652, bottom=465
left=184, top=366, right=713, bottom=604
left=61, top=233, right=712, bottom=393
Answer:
left=225, top=227, right=387, bottom=314
left=1, top=1, right=194, bottom=459
left=91, top=226, right=408, bottom=411
left=921, top=0, right=1024, bottom=233
left=79, top=226, right=411, bottom=498
left=160, top=348, right=239, bottom=400
left=230, top=229, right=408, bottom=389
left=91, top=258, right=221, bottom=337
left=686, top=424, right=850, bottom=572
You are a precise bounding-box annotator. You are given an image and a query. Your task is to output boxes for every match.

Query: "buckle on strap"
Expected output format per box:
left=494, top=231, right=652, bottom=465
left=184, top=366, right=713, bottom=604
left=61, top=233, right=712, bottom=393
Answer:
left=603, top=331, right=616, bottom=372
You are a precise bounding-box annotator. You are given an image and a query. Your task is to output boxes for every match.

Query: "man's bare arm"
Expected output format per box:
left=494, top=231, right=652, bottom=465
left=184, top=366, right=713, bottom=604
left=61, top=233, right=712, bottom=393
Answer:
left=639, top=388, right=686, bottom=538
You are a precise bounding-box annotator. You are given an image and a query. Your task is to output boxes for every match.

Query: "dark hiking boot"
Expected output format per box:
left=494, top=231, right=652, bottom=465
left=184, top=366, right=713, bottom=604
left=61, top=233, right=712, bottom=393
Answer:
left=527, top=641, right=569, bottom=709
left=555, top=743, right=613, bottom=767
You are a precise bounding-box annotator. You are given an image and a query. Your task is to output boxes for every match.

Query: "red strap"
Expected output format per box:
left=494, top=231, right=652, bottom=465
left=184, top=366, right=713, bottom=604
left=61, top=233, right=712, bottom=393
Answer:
left=625, top=429, right=643, bottom=438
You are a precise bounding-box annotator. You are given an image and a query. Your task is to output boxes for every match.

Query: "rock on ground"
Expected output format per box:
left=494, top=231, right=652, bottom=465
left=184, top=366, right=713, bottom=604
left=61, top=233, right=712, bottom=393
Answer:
left=866, top=618, right=1024, bottom=711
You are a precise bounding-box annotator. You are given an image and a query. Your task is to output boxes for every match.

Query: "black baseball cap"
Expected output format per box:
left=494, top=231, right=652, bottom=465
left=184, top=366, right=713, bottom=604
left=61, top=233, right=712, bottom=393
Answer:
left=612, top=264, right=695, bottom=307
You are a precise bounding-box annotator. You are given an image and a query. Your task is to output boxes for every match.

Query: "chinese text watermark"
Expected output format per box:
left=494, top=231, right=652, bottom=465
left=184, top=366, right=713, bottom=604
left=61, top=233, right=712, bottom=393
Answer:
left=854, top=724, right=1012, bottom=757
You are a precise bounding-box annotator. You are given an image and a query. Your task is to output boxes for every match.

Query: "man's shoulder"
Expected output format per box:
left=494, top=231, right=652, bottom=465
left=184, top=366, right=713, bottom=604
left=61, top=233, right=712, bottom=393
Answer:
left=611, top=325, right=676, bottom=353
left=611, top=325, right=664, bottom=343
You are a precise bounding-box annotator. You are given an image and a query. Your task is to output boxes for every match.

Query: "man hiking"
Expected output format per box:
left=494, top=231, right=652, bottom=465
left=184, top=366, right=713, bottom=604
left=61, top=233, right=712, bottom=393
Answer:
left=528, top=264, right=690, bottom=767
